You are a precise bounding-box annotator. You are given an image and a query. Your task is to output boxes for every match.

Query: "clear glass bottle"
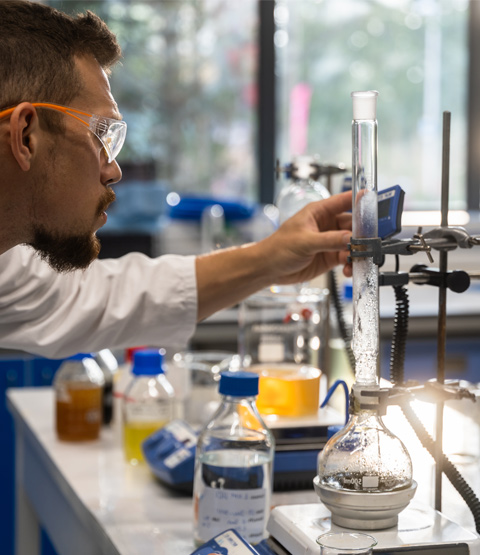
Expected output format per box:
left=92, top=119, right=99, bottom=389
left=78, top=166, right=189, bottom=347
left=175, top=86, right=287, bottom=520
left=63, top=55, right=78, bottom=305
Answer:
left=193, top=371, right=275, bottom=546
left=54, top=353, right=105, bottom=442
left=275, top=155, right=330, bottom=225
left=113, top=346, right=146, bottom=443
left=122, top=349, right=175, bottom=465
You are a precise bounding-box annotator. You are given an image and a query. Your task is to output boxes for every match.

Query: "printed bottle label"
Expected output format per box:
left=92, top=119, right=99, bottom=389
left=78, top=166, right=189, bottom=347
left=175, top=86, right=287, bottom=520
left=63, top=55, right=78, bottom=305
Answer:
left=124, top=401, right=172, bottom=422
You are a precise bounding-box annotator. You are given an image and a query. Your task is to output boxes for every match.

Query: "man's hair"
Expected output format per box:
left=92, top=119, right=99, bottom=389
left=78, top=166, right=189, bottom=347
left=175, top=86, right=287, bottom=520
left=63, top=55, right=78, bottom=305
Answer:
left=0, top=1, right=121, bottom=131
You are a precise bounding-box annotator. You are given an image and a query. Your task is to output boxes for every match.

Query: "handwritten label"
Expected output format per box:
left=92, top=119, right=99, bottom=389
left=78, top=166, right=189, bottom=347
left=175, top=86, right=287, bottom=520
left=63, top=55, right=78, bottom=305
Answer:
left=197, top=487, right=267, bottom=544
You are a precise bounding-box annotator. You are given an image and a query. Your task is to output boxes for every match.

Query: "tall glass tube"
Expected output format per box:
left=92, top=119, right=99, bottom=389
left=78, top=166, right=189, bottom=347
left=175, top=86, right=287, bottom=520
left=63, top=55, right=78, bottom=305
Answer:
left=351, top=91, right=379, bottom=387
left=317, top=91, right=414, bottom=508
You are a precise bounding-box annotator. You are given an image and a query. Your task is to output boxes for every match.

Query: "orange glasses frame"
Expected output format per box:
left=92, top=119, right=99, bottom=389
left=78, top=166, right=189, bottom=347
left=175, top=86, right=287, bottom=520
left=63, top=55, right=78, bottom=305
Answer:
left=0, top=102, right=127, bottom=163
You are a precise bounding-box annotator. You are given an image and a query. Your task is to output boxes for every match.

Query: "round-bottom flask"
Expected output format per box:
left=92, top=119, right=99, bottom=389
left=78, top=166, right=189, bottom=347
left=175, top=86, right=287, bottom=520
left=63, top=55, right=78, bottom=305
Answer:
left=315, top=387, right=416, bottom=530
left=318, top=407, right=412, bottom=493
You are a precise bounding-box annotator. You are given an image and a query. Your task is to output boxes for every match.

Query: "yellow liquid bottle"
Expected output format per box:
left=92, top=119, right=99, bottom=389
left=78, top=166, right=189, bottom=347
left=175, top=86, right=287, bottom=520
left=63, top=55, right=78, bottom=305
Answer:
left=123, top=420, right=169, bottom=464
left=122, top=349, right=175, bottom=465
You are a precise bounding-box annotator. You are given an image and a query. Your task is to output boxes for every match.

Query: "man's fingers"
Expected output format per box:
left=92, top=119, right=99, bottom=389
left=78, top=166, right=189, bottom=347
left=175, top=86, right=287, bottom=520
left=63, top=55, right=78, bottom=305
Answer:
left=309, top=230, right=351, bottom=252
left=336, top=212, right=352, bottom=231
left=319, top=190, right=352, bottom=215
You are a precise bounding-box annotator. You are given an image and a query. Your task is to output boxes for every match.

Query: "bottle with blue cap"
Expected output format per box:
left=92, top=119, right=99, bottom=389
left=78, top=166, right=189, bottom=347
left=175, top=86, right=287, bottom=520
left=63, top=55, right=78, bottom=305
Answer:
left=122, top=349, right=175, bottom=465
left=193, top=371, right=275, bottom=546
left=54, top=353, right=105, bottom=442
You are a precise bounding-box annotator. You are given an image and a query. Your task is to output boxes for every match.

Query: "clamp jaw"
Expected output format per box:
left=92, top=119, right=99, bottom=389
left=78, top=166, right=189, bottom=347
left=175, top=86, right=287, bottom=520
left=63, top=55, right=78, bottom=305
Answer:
left=351, top=381, right=476, bottom=417
left=347, top=226, right=480, bottom=292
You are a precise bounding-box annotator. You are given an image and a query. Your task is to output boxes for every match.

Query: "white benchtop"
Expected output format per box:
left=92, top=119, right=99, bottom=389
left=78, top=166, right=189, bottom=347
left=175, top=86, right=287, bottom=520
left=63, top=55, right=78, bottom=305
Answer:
left=6, top=387, right=317, bottom=555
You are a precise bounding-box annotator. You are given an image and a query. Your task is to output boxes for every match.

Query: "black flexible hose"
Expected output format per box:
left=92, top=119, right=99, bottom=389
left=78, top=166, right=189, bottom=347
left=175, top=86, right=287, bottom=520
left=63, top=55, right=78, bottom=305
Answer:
left=328, top=270, right=355, bottom=372
left=401, top=402, right=480, bottom=534
left=389, top=285, right=409, bottom=385
left=389, top=284, right=480, bottom=534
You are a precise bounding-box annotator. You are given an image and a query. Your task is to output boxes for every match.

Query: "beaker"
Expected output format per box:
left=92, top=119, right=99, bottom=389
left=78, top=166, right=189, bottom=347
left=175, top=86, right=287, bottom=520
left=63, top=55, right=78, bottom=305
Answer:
left=238, top=285, right=328, bottom=417
left=170, top=351, right=236, bottom=426
left=316, top=532, right=377, bottom=554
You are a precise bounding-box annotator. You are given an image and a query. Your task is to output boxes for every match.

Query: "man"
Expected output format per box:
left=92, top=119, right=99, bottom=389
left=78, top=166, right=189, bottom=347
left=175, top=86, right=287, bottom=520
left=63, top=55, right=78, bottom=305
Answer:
left=0, top=0, right=352, bottom=358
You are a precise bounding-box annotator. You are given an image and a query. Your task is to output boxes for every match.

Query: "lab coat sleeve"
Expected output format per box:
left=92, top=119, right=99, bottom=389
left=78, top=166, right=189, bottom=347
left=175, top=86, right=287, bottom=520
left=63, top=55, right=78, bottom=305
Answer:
left=0, top=245, right=198, bottom=358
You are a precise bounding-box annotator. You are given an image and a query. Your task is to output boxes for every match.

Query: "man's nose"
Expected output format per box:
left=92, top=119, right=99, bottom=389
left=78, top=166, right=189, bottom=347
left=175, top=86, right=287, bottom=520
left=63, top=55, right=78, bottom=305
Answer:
left=103, top=159, right=122, bottom=186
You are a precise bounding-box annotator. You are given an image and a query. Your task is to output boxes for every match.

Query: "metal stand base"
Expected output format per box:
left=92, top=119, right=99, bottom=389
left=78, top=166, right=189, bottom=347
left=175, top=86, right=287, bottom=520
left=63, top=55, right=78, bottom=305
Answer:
left=314, top=476, right=417, bottom=530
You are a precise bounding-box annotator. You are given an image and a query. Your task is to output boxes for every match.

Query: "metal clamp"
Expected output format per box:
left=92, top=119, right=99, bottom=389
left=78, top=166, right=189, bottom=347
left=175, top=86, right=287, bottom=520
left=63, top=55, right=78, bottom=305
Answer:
left=410, top=231, right=434, bottom=262
left=348, top=237, right=384, bottom=265
left=423, top=226, right=476, bottom=251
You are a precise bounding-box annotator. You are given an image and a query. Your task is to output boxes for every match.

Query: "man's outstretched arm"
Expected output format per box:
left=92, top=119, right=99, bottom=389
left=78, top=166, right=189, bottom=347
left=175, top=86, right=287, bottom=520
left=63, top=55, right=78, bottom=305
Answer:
left=195, top=190, right=352, bottom=321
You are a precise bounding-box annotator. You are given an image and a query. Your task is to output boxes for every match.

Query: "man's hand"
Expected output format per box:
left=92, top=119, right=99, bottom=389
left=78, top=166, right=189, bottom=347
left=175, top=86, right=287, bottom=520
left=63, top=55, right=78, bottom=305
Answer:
left=195, top=191, right=353, bottom=321
left=258, top=190, right=353, bottom=283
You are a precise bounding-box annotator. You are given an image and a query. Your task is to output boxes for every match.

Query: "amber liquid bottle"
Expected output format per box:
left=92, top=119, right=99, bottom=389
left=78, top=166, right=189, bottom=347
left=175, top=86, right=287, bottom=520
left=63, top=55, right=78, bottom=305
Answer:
left=54, top=353, right=105, bottom=442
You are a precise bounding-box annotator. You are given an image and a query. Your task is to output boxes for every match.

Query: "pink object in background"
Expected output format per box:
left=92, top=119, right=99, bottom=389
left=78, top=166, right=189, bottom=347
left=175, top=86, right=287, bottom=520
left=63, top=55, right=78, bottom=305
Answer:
left=289, top=82, right=312, bottom=156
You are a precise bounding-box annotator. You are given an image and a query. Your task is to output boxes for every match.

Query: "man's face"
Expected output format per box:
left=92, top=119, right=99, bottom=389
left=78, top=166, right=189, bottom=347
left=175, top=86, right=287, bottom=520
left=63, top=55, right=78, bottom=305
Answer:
left=28, top=55, right=123, bottom=272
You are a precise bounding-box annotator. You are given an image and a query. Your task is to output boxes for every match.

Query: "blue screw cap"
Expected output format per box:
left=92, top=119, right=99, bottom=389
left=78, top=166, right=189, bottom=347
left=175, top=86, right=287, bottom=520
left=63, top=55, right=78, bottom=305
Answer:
left=132, top=349, right=165, bottom=376
left=219, top=371, right=259, bottom=397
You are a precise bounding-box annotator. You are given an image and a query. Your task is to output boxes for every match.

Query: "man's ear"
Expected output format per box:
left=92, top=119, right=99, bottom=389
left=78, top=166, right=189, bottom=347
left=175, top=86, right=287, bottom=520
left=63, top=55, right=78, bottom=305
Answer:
left=9, top=103, right=41, bottom=172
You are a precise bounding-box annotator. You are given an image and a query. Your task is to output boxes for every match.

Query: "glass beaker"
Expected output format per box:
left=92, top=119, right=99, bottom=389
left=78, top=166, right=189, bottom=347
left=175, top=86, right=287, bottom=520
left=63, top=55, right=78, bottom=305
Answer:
left=316, top=532, right=377, bottom=554
left=239, top=285, right=328, bottom=417
left=170, top=351, right=236, bottom=426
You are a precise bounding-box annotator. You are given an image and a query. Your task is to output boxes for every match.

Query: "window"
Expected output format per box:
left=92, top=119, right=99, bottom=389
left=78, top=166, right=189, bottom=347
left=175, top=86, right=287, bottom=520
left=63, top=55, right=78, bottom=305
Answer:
left=51, top=0, right=259, bottom=200
left=50, top=0, right=476, bottom=217
left=275, top=0, right=470, bottom=211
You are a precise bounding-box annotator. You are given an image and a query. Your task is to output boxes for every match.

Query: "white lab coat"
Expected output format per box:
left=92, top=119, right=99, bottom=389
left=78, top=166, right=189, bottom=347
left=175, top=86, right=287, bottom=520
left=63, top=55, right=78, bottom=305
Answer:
left=0, top=245, right=197, bottom=358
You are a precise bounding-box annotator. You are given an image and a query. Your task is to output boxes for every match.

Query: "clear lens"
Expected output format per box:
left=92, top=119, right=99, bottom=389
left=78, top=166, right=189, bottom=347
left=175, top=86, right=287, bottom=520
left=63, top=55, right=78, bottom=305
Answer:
left=90, top=116, right=127, bottom=163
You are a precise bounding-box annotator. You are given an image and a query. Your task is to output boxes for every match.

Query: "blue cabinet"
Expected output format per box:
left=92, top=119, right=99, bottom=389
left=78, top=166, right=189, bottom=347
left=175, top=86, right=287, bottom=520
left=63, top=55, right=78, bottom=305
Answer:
left=1, top=355, right=64, bottom=555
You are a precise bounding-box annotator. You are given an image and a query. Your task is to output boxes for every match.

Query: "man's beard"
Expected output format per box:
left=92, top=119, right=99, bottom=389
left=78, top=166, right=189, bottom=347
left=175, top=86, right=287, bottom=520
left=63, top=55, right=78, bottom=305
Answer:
left=28, top=188, right=116, bottom=273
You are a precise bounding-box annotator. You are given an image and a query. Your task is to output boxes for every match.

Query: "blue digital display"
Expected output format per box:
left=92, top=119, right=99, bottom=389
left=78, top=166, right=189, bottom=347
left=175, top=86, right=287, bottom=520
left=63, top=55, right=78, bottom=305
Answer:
left=378, top=184, right=405, bottom=239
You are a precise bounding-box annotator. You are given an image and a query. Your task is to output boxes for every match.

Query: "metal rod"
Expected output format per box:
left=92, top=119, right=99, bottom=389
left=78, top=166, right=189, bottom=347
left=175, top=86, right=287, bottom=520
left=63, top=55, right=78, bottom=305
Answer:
left=434, top=111, right=451, bottom=512
left=441, top=112, right=451, bottom=228
left=257, top=0, right=276, bottom=204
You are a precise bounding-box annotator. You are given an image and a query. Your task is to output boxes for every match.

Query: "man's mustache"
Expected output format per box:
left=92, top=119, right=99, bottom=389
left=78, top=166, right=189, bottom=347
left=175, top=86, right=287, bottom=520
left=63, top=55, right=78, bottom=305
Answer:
left=98, top=187, right=116, bottom=215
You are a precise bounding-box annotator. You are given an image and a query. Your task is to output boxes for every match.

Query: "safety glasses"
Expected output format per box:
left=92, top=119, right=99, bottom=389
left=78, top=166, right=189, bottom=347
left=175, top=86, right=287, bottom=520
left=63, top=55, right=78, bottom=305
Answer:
left=0, top=102, right=127, bottom=163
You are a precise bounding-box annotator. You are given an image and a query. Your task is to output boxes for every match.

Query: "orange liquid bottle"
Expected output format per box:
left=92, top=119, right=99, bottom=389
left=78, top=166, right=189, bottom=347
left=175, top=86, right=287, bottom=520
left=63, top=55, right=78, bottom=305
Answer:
left=56, top=383, right=102, bottom=441
left=54, top=353, right=105, bottom=442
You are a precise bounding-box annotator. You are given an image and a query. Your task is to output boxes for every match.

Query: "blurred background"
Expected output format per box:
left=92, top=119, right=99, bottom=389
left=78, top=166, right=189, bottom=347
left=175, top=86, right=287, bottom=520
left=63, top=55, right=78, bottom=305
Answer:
left=46, top=0, right=478, bottom=258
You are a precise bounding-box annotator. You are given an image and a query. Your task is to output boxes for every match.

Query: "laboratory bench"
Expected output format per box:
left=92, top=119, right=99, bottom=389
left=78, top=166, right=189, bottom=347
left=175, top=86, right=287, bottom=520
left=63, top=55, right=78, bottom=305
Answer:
left=6, top=387, right=480, bottom=555
left=6, top=387, right=320, bottom=555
